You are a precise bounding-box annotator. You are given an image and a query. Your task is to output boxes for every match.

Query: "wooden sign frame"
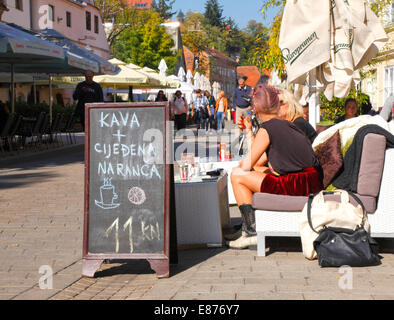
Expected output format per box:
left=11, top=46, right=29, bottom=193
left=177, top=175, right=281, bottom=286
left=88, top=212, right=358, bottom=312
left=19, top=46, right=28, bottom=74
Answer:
left=82, top=102, right=171, bottom=278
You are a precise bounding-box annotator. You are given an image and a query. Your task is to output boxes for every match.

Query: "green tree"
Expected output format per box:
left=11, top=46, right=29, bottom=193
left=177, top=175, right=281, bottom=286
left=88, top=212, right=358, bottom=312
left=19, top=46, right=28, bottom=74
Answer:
left=111, top=10, right=180, bottom=75
left=182, top=10, right=268, bottom=71
left=151, top=0, right=176, bottom=20
left=204, top=0, right=223, bottom=27
left=221, top=17, right=244, bottom=59
left=94, top=0, right=138, bottom=46
left=176, top=10, right=185, bottom=23
left=240, top=20, right=268, bottom=66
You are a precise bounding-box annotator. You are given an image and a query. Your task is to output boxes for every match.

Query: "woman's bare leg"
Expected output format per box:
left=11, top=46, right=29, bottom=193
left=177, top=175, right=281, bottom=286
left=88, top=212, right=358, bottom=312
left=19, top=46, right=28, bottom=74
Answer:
left=231, top=169, right=266, bottom=206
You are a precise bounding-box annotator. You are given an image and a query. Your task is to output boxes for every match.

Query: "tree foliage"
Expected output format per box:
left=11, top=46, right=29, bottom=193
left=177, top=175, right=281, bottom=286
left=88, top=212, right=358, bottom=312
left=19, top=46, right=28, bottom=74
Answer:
left=151, top=0, right=176, bottom=20
left=204, top=0, right=224, bottom=27
left=176, top=10, right=185, bottom=23
left=181, top=6, right=268, bottom=70
left=93, top=0, right=138, bottom=46
left=320, top=89, right=371, bottom=121
left=110, top=10, right=180, bottom=75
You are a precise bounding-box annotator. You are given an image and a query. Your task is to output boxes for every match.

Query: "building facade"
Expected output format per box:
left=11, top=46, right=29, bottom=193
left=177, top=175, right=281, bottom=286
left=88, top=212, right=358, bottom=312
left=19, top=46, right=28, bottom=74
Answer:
left=362, top=4, right=394, bottom=110
left=184, top=45, right=237, bottom=99
left=1, top=0, right=31, bottom=30
left=126, top=0, right=152, bottom=10
left=0, top=0, right=111, bottom=105
left=2, top=0, right=110, bottom=58
left=202, top=47, right=237, bottom=99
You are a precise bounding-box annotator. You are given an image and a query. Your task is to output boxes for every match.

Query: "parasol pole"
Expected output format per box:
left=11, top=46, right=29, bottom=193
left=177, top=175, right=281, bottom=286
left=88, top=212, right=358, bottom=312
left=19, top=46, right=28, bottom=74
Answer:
left=11, top=63, right=15, bottom=113
left=33, top=81, right=37, bottom=104
left=308, top=69, right=319, bottom=129
left=49, top=74, right=53, bottom=125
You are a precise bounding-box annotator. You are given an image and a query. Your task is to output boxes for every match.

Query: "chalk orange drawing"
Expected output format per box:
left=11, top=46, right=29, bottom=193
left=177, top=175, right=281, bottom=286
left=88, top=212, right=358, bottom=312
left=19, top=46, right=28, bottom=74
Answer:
left=128, top=187, right=146, bottom=205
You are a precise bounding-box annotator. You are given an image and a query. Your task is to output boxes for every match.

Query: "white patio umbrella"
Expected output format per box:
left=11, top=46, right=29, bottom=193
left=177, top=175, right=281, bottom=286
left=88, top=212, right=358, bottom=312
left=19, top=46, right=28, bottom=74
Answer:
left=200, top=75, right=212, bottom=93
left=279, top=0, right=388, bottom=128
left=212, top=81, right=221, bottom=100
left=177, top=66, right=186, bottom=82
left=193, top=71, right=201, bottom=89
left=186, top=69, right=193, bottom=85
left=270, top=69, right=283, bottom=87
left=158, top=59, right=168, bottom=76
left=165, top=76, right=195, bottom=104
left=199, top=74, right=206, bottom=90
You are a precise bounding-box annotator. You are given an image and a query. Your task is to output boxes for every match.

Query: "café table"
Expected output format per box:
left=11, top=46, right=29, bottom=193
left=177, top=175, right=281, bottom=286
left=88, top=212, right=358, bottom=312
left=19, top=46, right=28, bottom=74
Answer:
left=174, top=171, right=231, bottom=247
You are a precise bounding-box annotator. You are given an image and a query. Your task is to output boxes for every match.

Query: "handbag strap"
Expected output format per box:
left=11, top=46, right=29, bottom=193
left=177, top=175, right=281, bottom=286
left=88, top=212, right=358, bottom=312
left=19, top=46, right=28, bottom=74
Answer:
left=307, top=191, right=367, bottom=234
left=347, top=191, right=367, bottom=227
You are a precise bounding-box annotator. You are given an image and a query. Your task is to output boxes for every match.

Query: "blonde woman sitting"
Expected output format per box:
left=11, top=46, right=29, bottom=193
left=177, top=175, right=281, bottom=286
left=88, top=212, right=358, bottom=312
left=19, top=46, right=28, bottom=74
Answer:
left=278, top=89, right=317, bottom=143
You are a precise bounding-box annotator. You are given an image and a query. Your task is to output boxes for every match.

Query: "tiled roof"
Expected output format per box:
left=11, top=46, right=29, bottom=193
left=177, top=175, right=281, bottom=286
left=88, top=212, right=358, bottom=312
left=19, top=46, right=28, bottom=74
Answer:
left=204, top=47, right=236, bottom=64
left=237, top=66, right=270, bottom=88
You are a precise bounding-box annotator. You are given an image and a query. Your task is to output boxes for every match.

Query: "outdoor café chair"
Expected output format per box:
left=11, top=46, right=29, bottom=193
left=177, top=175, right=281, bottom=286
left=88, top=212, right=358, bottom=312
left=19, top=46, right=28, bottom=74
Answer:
left=38, top=113, right=50, bottom=149
left=0, top=113, right=17, bottom=154
left=49, top=113, right=64, bottom=147
left=7, top=114, right=22, bottom=152
left=62, top=113, right=77, bottom=145
left=29, top=112, right=45, bottom=150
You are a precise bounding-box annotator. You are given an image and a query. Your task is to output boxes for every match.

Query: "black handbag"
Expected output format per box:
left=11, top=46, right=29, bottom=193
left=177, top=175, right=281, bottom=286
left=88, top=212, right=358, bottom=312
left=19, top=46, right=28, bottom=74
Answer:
left=307, top=191, right=381, bottom=267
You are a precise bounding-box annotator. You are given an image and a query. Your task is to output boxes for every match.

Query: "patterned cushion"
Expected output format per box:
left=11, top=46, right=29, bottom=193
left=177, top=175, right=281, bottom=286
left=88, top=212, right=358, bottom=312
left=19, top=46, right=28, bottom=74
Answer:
left=314, top=130, right=343, bottom=189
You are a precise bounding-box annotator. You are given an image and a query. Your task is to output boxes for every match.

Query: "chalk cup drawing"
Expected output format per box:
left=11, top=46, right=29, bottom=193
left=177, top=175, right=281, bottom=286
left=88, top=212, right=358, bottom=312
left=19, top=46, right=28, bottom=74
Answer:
left=128, top=186, right=146, bottom=205
left=95, top=178, right=120, bottom=210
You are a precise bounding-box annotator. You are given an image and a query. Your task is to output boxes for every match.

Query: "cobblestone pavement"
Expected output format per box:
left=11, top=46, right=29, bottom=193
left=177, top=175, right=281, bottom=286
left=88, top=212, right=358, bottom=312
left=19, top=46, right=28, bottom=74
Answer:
left=1, top=140, right=394, bottom=300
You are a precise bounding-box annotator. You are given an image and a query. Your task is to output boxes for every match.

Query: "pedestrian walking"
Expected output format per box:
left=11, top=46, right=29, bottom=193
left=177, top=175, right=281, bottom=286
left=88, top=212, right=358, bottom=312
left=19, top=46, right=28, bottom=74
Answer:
left=155, top=90, right=168, bottom=102
left=191, top=89, right=209, bottom=132
left=73, top=70, right=104, bottom=132
left=171, top=90, right=188, bottom=131
left=204, top=90, right=216, bottom=133
left=233, top=76, right=252, bottom=124
left=215, top=91, right=228, bottom=134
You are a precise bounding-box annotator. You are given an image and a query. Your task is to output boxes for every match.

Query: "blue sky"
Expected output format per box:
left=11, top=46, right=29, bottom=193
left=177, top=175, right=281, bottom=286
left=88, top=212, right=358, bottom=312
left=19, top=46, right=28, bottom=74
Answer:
left=171, top=0, right=278, bottom=29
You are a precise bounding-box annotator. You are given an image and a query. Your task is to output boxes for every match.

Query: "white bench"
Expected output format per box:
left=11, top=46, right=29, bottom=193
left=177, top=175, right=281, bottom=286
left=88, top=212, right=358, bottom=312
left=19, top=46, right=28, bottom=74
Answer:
left=252, top=134, right=394, bottom=256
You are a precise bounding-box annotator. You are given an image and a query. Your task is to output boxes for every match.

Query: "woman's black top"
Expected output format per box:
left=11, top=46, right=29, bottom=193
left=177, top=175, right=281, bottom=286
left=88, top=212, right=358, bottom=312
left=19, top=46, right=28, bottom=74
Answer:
left=293, top=117, right=317, bottom=143
left=259, top=118, right=319, bottom=175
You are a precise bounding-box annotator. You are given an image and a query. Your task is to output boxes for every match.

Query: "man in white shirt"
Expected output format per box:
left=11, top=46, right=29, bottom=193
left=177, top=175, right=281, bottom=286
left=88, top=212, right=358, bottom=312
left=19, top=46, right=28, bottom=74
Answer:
left=191, top=89, right=209, bottom=131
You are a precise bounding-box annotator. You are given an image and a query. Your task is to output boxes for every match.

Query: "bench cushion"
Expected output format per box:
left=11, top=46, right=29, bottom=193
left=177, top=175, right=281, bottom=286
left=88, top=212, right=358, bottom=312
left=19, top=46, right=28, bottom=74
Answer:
left=252, top=133, right=386, bottom=214
left=252, top=193, right=377, bottom=213
left=357, top=134, right=386, bottom=197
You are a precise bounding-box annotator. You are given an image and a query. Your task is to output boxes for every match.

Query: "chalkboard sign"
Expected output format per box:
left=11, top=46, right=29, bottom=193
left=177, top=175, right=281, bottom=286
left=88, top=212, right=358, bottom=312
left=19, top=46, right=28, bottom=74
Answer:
left=82, top=102, right=171, bottom=278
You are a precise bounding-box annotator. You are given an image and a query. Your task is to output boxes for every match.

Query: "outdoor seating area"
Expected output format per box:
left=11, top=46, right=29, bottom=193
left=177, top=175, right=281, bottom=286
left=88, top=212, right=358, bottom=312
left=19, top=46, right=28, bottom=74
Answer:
left=0, top=112, right=79, bottom=157
left=253, top=132, right=394, bottom=257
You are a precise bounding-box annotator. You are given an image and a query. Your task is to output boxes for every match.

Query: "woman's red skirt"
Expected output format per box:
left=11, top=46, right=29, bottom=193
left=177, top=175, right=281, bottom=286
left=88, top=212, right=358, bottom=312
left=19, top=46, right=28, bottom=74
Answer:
left=261, top=167, right=323, bottom=196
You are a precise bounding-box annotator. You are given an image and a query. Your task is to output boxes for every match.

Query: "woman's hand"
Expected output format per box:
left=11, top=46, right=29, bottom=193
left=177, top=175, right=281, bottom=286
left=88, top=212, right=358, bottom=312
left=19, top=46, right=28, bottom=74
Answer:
left=238, top=115, right=252, bottom=134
